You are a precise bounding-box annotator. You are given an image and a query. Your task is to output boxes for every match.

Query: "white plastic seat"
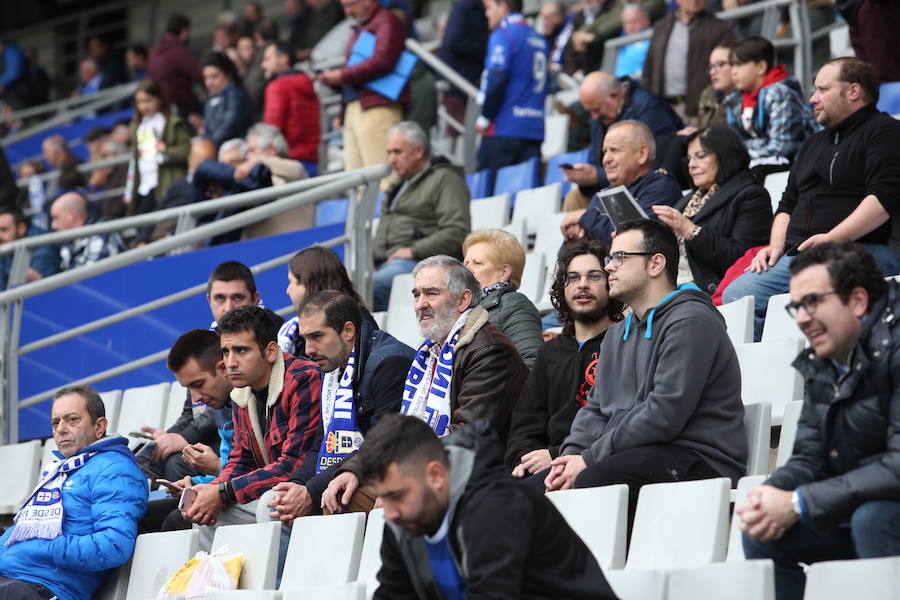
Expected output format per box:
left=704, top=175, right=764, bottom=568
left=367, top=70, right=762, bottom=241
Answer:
left=470, top=193, right=512, bottom=231
left=125, top=529, right=200, bottom=600
left=734, top=339, right=805, bottom=425
left=116, top=382, right=170, bottom=438
left=40, top=439, right=60, bottom=475
left=764, top=172, right=790, bottom=213
left=743, top=402, right=772, bottom=476
left=727, top=474, right=768, bottom=561
left=210, top=521, right=281, bottom=590
left=282, top=583, right=366, bottom=600
left=281, top=512, right=365, bottom=589
left=803, top=556, right=900, bottom=600
left=511, top=183, right=563, bottom=232
left=775, top=400, right=805, bottom=469
left=605, top=569, right=667, bottom=600
left=164, top=381, right=188, bottom=430
left=626, top=477, right=731, bottom=570
left=370, top=311, right=387, bottom=329
left=667, top=559, right=775, bottom=600
left=717, top=295, right=754, bottom=345
left=387, top=273, right=415, bottom=311
left=95, top=562, right=130, bottom=600
left=532, top=212, right=566, bottom=259
left=542, top=114, right=570, bottom=160
left=762, top=293, right=805, bottom=343
left=545, top=484, right=628, bottom=570
left=99, top=389, right=123, bottom=434
left=358, top=509, right=386, bottom=595
left=518, top=252, right=547, bottom=305
left=384, top=305, right=423, bottom=349
left=0, top=440, right=42, bottom=513
left=501, top=218, right=528, bottom=247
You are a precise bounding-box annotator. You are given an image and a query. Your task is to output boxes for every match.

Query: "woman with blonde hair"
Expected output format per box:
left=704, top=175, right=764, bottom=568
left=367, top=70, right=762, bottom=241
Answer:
left=463, top=229, right=542, bottom=367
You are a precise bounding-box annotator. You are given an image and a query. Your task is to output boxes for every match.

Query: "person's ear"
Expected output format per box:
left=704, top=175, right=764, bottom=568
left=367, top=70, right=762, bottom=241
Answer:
left=216, top=358, right=227, bottom=376
left=425, top=460, right=448, bottom=492
left=95, top=416, right=108, bottom=439
left=849, top=287, right=869, bottom=319
left=647, top=253, right=667, bottom=278
left=457, top=288, right=474, bottom=312
left=342, top=320, right=356, bottom=344
left=500, top=264, right=513, bottom=282
left=265, top=340, right=280, bottom=363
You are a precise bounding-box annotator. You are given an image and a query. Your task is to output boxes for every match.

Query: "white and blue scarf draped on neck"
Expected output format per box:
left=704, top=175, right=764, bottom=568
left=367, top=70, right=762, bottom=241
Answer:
left=317, top=350, right=364, bottom=473
left=401, top=308, right=471, bottom=437
left=6, top=449, right=96, bottom=546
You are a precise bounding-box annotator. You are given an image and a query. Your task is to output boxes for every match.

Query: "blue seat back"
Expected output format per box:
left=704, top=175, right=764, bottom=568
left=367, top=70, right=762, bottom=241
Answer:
left=466, top=169, right=492, bottom=200
left=545, top=148, right=591, bottom=197
left=493, top=157, right=540, bottom=199
left=877, top=82, right=900, bottom=116
left=315, top=198, right=349, bottom=226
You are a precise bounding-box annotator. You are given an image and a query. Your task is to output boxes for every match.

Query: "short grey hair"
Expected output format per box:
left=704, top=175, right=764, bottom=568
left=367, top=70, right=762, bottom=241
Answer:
left=218, top=138, right=247, bottom=160
left=622, top=2, right=650, bottom=20
left=413, top=255, right=480, bottom=308
left=248, top=123, right=289, bottom=157
left=388, top=120, right=429, bottom=156
left=607, top=119, right=656, bottom=162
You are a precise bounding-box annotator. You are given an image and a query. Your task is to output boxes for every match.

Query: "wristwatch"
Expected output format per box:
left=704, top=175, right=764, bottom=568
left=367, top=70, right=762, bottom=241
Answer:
left=691, top=225, right=702, bottom=240
left=791, top=490, right=802, bottom=515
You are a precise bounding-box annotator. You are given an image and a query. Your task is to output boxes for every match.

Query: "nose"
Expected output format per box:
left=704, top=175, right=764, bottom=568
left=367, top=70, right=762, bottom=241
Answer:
left=382, top=503, right=399, bottom=522
left=795, top=306, right=814, bottom=326
left=224, top=352, right=238, bottom=369
left=189, top=387, right=204, bottom=404
left=605, top=261, right=616, bottom=274
left=413, top=294, right=427, bottom=312
left=285, top=282, right=291, bottom=297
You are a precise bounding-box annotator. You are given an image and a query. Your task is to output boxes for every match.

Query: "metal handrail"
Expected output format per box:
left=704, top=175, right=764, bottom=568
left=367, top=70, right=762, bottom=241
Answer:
left=15, top=154, right=131, bottom=189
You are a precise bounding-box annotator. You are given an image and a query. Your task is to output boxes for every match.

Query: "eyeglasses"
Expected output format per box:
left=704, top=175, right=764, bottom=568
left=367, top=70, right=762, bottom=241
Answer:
left=565, top=270, right=607, bottom=285
left=784, top=291, right=841, bottom=319
left=685, top=150, right=712, bottom=164
left=603, top=251, right=655, bottom=268
left=708, top=61, right=729, bottom=72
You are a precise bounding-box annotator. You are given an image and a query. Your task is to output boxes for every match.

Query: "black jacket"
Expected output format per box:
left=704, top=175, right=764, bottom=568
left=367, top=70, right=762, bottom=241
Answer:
left=374, top=420, right=618, bottom=600
left=437, top=0, right=489, bottom=97
left=779, top=104, right=900, bottom=249
left=676, top=169, right=772, bottom=295
left=505, top=330, right=606, bottom=467
left=767, top=280, right=900, bottom=528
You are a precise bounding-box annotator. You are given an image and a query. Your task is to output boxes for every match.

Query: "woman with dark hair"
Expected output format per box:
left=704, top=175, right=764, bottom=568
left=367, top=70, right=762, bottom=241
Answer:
left=278, top=246, right=376, bottom=356
left=652, top=126, right=772, bottom=295
left=200, top=51, right=252, bottom=147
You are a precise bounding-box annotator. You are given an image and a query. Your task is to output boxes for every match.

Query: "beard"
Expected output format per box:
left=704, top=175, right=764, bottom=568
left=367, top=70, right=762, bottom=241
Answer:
left=571, top=303, right=609, bottom=324
left=418, top=304, right=460, bottom=343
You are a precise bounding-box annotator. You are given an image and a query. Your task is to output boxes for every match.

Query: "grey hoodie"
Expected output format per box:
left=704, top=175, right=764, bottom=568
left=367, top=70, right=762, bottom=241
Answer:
left=561, top=284, right=747, bottom=482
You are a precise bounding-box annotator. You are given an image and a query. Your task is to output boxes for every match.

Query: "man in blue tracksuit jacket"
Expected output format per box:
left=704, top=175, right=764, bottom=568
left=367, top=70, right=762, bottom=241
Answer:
left=476, top=0, right=547, bottom=174
left=0, top=387, right=147, bottom=600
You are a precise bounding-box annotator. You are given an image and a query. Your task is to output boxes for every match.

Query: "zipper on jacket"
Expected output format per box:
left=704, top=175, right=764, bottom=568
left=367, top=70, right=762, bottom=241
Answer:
left=829, top=150, right=839, bottom=186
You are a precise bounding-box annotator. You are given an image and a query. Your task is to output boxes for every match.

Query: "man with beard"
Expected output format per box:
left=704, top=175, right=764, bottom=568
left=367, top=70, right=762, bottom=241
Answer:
left=536, top=219, right=747, bottom=532
left=505, top=241, right=624, bottom=475
left=321, top=255, right=528, bottom=512
left=356, top=414, right=617, bottom=599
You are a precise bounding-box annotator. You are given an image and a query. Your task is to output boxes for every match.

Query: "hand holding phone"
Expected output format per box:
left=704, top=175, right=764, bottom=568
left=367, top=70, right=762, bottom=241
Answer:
left=178, top=487, right=197, bottom=512
left=156, top=478, right=186, bottom=495
left=559, top=162, right=574, bottom=170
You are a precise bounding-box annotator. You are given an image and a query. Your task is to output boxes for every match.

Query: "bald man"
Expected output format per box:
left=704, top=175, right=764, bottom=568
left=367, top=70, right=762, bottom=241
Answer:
left=561, top=71, right=682, bottom=212
left=51, top=192, right=125, bottom=270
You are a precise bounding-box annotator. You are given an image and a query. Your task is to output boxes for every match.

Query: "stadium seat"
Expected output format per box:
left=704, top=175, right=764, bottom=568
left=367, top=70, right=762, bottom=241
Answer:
left=40, top=439, right=59, bottom=475
left=0, top=440, right=42, bottom=514
left=531, top=211, right=566, bottom=258
left=512, top=183, right=563, bottom=229
left=666, top=559, right=775, bottom=600
left=545, top=484, right=628, bottom=570
left=626, top=478, right=731, bottom=570
left=775, top=400, right=804, bottom=469
left=877, top=81, right=900, bottom=117
left=387, top=273, right=415, bottom=311
left=717, top=295, right=754, bottom=345
left=605, top=569, right=667, bottom=600
left=466, top=169, right=492, bottom=200
left=370, top=311, right=387, bottom=329
left=281, top=583, right=366, bottom=600
left=100, top=389, right=123, bottom=435
left=501, top=218, right=529, bottom=248
left=125, top=529, right=200, bottom=600
left=764, top=172, right=790, bottom=214
left=384, top=304, right=422, bottom=349
left=280, top=513, right=366, bottom=588
left=164, top=381, right=187, bottom=430
left=210, top=522, right=281, bottom=590
left=115, top=382, right=170, bottom=443
left=545, top=148, right=591, bottom=197
left=494, top=157, right=540, bottom=198
left=743, top=402, right=772, bottom=476
left=519, top=252, right=547, bottom=304
left=94, top=562, right=130, bottom=600
left=761, top=293, right=805, bottom=343
left=315, top=198, right=349, bottom=227
left=727, top=475, right=768, bottom=561
left=542, top=114, right=570, bottom=160
left=734, top=339, right=805, bottom=425
left=828, top=24, right=854, bottom=59
left=470, top=193, right=512, bottom=231
left=803, top=556, right=900, bottom=600
left=357, top=509, right=386, bottom=595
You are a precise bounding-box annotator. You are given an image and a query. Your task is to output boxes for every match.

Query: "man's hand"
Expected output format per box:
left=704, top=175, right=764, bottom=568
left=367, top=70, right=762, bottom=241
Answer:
left=388, top=247, right=414, bottom=262
left=182, top=443, right=221, bottom=475
left=748, top=245, right=782, bottom=273
left=316, top=69, right=343, bottom=87
left=268, top=482, right=313, bottom=525
left=520, top=448, right=553, bottom=475
left=571, top=31, right=596, bottom=52
left=563, top=163, right=599, bottom=187
left=544, top=454, right=587, bottom=491
left=797, top=233, right=834, bottom=253
left=26, top=268, right=43, bottom=283
left=233, top=159, right=256, bottom=182
left=181, top=483, right=224, bottom=526
left=322, top=471, right=359, bottom=514
left=561, top=209, right=588, bottom=241
left=735, top=485, right=799, bottom=542
left=141, top=426, right=189, bottom=461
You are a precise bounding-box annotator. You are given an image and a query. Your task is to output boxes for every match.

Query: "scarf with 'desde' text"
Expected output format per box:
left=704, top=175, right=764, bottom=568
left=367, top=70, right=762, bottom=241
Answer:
left=317, top=351, right=364, bottom=473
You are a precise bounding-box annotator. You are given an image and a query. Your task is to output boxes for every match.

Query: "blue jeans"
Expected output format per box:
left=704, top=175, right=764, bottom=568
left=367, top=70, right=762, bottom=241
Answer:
left=722, top=243, right=900, bottom=341
left=373, top=258, right=418, bottom=311
left=743, top=500, right=900, bottom=600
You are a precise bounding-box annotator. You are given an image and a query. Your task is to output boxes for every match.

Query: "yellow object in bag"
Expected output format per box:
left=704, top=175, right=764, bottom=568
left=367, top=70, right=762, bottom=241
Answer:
left=158, top=548, right=244, bottom=598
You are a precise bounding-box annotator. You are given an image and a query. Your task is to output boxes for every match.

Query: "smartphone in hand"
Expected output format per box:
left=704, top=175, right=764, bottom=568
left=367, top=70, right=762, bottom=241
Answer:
left=178, top=487, right=197, bottom=512
left=156, top=478, right=185, bottom=495
left=559, top=163, right=574, bottom=170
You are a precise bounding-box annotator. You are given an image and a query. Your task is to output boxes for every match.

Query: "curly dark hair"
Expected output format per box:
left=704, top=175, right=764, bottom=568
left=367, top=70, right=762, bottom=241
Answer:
left=550, top=241, right=625, bottom=334
left=789, top=242, right=887, bottom=310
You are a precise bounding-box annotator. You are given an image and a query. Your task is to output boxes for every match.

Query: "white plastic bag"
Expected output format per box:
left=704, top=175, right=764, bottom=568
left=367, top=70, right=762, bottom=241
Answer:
left=158, top=545, right=244, bottom=599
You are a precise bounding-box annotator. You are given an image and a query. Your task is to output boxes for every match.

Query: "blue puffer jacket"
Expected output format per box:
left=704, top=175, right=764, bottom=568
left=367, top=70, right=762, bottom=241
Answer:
left=0, top=436, right=148, bottom=600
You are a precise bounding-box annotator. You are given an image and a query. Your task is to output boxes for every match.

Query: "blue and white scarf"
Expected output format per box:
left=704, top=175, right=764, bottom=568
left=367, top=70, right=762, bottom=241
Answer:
left=401, top=309, right=471, bottom=437
left=316, top=351, right=364, bottom=473
left=7, top=449, right=96, bottom=546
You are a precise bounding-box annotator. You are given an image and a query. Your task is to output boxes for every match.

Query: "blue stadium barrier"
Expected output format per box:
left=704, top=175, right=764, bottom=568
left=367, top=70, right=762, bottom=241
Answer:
left=315, top=198, right=349, bottom=226
left=466, top=169, right=492, bottom=200
left=493, top=157, right=540, bottom=199
left=17, top=222, right=345, bottom=440
left=545, top=148, right=591, bottom=197
left=877, top=81, right=900, bottom=116
left=3, top=108, right=134, bottom=164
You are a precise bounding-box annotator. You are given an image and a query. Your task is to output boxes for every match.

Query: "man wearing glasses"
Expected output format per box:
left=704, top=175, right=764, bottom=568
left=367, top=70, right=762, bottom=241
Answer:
left=738, top=242, right=900, bottom=600
left=540, top=219, right=747, bottom=530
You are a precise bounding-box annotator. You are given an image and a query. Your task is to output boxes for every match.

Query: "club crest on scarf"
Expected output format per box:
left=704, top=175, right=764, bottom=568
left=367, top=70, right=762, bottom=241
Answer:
left=317, top=350, right=364, bottom=473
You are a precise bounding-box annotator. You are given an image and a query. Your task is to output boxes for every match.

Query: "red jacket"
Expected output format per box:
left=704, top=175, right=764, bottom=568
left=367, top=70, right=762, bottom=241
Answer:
left=264, top=71, right=321, bottom=163
left=147, top=33, right=202, bottom=118
left=341, top=5, right=409, bottom=109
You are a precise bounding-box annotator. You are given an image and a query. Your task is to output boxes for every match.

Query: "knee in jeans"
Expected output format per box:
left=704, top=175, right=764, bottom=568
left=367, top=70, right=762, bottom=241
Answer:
left=850, top=501, right=887, bottom=547
left=742, top=531, right=775, bottom=560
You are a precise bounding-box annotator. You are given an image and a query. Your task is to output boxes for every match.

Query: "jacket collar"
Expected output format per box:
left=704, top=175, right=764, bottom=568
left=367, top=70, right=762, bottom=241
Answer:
left=454, top=305, right=490, bottom=350
left=479, top=284, right=515, bottom=310
left=229, top=351, right=287, bottom=464
left=679, top=170, right=756, bottom=221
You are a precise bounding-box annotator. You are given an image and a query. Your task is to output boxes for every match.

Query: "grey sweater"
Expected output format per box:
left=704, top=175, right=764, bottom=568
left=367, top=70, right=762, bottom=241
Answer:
left=561, top=284, right=747, bottom=482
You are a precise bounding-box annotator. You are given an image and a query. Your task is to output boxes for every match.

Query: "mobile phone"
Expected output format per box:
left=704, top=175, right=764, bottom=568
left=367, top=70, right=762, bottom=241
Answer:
left=559, top=162, right=575, bottom=170
left=178, top=487, right=197, bottom=512
left=128, top=430, right=154, bottom=440
left=785, top=243, right=802, bottom=257
left=156, top=478, right=185, bottom=494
